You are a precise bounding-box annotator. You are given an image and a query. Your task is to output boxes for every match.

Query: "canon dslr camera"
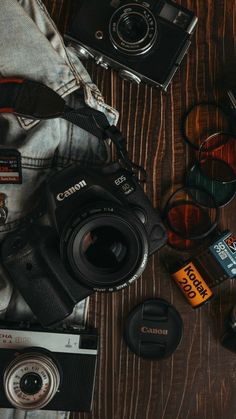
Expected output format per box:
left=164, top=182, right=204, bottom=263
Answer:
left=0, top=323, right=98, bottom=411
left=2, top=162, right=166, bottom=327
left=66, top=0, right=198, bottom=90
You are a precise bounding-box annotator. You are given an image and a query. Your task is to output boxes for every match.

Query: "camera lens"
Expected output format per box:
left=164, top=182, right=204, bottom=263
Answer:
left=109, top=4, right=157, bottom=55
left=82, top=226, right=128, bottom=271
left=4, top=352, right=60, bottom=410
left=20, top=373, right=43, bottom=395
left=117, top=13, right=148, bottom=44
left=62, top=204, right=149, bottom=291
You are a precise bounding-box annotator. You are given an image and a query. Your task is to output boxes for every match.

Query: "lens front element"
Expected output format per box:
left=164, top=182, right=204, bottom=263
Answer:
left=82, top=226, right=128, bottom=271
left=4, top=353, right=60, bottom=410
left=117, top=13, right=149, bottom=44
left=20, top=373, right=43, bottom=395
left=110, top=4, right=157, bottom=55
left=63, top=204, right=149, bottom=292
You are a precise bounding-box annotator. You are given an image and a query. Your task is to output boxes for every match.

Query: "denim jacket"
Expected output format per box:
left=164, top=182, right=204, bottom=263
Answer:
left=0, top=1, right=118, bottom=417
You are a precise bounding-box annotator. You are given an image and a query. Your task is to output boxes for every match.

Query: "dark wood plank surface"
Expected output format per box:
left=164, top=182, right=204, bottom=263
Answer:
left=43, top=1, right=236, bottom=418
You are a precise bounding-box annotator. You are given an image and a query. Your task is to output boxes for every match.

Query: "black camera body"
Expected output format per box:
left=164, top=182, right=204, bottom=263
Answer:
left=47, top=162, right=166, bottom=258
left=0, top=323, right=98, bottom=411
left=66, top=0, right=198, bottom=90
left=2, top=163, right=166, bottom=327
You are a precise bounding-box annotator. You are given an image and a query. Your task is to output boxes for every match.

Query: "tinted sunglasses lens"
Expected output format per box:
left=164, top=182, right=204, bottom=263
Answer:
left=199, top=133, right=236, bottom=183
left=166, top=202, right=212, bottom=239
left=167, top=230, right=201, bottom=251
left=163, top=187, right=218, bottom=240
left=187, top=164, right=236, bottom=207
left=183, top=103, right=230, bottom=149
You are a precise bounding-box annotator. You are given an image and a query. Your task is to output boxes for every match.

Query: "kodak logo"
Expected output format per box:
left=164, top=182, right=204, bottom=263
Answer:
left=184, top=265, right=209, bottom=298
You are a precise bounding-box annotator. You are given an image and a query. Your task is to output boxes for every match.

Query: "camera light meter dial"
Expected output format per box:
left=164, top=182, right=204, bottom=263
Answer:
left=4, top=352, right=60, bottom=410
left=119, top=69, right=141, bottom=84
left=67, top=42, right=94, bottom=60
left=109, top=3, right=158, bottom=55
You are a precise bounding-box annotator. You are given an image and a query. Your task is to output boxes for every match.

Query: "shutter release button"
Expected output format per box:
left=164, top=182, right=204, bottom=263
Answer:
left=133, top=207, right=147, bottom=224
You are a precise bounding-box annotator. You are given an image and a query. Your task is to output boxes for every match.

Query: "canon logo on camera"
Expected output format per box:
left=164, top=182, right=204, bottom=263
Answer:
left=56, top=180, right=87, bottom=201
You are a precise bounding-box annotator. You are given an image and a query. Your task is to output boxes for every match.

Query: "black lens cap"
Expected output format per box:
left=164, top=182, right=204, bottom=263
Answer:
left=124, top=299, right=183, bottom=359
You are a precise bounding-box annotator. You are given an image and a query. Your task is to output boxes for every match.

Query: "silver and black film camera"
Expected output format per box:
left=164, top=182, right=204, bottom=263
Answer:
left=0, top=323, right=98, bottom=411
left=66, top=0, right=198, bottom=90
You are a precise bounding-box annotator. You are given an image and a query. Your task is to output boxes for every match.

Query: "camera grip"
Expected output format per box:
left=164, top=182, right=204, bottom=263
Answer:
left=1, top=226, right=91, bottom=327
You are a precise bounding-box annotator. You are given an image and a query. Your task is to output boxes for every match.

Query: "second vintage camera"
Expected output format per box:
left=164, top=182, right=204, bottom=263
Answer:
left=0, top=323, right=98, bottom=411
left=66, top=0, right=198, bottom=90
left=1, top=162, right=166, bottom=327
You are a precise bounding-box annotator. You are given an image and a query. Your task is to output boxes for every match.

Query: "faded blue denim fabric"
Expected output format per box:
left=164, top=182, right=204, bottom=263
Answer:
left=1, top=410, right=69, bottom=419
left=0, top=0, right=119, bottom=417
left=0, top=0, right=118, bottom=311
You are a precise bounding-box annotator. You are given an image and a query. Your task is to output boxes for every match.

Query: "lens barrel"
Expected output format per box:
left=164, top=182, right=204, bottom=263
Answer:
left=61, top=202, right=149, bottom=292
left=109, top=4, right=157, bottom=55
left=4, top=352, right=60, bottom=410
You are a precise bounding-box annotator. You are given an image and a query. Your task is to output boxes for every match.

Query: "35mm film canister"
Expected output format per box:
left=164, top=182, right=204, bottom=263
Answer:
left=171, top=260, right=213, bottom=308
left=170, top=230, right=236, bottom=307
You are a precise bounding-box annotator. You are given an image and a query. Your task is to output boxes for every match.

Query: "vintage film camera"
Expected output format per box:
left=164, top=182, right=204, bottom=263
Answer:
left=0, top=323, right=98, bottom=411
left=1, top=162, right=166, bottom=327
left=65, top=0, right=198, bottom=90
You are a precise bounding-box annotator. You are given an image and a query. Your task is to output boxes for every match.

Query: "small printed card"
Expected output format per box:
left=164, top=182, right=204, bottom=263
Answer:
left=210, top=232, right=236, bottom=278
left=0, top=149, right=22, bottom=184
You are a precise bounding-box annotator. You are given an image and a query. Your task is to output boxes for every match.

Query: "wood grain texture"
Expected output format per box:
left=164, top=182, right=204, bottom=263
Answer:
left=43, top=1, right=236, bottom=418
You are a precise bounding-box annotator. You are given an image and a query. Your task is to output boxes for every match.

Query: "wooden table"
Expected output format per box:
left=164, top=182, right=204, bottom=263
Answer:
left=43, top=1, right=236, bottom=418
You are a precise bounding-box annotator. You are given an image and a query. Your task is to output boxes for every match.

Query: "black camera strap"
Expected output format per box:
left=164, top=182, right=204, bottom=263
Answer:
left=0, top=78, right=145, bottom=178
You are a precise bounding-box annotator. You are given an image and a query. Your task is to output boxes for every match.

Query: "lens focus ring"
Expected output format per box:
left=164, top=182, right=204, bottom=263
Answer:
left=4, top=352, right=60, bottom=410
left=109, top=4, right=157, bottom=55
left=61, top=203, right=149, bottom=292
